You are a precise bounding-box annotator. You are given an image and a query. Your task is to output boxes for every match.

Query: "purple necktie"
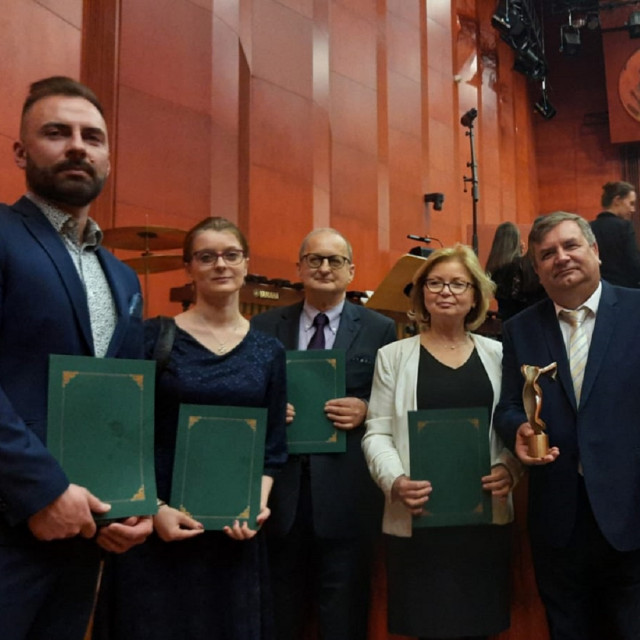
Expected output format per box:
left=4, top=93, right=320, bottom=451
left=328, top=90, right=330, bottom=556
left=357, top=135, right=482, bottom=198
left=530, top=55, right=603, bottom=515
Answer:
left=307, top=313, right=329, bottom=350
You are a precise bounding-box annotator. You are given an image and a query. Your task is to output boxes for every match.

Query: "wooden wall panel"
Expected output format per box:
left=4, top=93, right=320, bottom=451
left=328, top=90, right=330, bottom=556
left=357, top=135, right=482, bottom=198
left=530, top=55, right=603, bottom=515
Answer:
left=211, top=13, right=241, bottom=219
left=252, top=0, right=313, bottom=98
left=119, top=0, right=212, bottom=114
left=0, top=0, right=82, bottom=202
left=114, top=0, right=214, bottom=317
left=312, top=0, right=331, bottom=228
left=386, top=6, right=423, bottom=263
left=249, top=163, right=314, bottom=281
left=115, top=86, right=212, bottom=226
left=425, top=7, right=462, bottom=247
left=248, top=0, right=315, bottom=281
left=329, top=1, right=382, bottom=289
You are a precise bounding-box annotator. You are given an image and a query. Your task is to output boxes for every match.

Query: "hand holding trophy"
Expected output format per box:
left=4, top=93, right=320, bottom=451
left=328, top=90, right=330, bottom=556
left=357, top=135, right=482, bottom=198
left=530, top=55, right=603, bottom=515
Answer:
left=521, top=363, right=558, bottom=458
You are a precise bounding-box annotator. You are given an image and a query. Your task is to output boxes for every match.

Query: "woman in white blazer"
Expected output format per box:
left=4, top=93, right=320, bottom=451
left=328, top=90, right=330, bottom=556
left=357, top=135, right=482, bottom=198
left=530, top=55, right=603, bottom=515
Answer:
left=363, top=244, right=521, bottom=640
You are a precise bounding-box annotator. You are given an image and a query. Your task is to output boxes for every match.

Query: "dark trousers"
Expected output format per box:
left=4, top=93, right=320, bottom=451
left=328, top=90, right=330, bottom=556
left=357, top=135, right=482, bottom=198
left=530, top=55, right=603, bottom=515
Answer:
left=532, top=477, right=640, bottom=640
left=267, top=467, right=373, bottom=640
left=0, top=539, right=101, bottom=640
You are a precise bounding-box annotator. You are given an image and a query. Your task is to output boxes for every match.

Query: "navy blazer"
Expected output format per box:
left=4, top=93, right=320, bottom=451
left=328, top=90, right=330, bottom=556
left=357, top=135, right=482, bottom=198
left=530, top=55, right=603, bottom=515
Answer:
left=251, top=300, right=396, bottom=537
left=494, top=281, right=640, bottom=552
left=0, top=197, right=143, bottom=541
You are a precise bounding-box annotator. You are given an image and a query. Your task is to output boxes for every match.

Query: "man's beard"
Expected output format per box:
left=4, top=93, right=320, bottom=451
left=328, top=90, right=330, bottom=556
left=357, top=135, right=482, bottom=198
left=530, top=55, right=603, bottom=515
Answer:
left=25, top=156, right=106, bottom=208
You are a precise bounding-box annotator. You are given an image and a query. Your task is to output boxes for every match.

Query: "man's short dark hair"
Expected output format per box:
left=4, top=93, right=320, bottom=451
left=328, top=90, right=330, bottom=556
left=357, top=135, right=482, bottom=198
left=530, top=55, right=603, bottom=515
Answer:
left=601, top=181, right=635, bottom=208
left=528, top=211, right=596, bottom=263
left=21, top=76, right=105, bottom=125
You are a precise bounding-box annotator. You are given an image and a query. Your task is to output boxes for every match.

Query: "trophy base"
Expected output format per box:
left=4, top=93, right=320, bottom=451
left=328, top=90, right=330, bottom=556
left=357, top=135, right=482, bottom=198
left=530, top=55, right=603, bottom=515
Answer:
left=528, top=433, right=549, bottom=458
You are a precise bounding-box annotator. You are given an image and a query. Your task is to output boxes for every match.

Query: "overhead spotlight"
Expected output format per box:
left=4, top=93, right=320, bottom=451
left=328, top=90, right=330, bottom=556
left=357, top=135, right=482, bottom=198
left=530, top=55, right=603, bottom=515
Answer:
left=491, top=0, right=512, bottom=33
left=535, top=96, right=556, bottom=119
left=513, top=42, right=547, bottom=80
left=586, top=13, right=599, bottom=31
left=560, top=25, right=581, bottom=56
left=628, top=12, right=640, bottom=39
left=492, top=0, right=547, bottom=81
left=534, top=79, right=556, bottom=120
left=491, top=0, right=525, bottom=37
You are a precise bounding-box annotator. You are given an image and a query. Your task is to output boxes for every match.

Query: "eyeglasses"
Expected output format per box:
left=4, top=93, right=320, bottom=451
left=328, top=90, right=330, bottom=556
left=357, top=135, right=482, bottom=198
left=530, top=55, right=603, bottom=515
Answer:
left=191, top=249, right=245, bottom=266
left=301, top=254, right=351, bottom=270
left=424, top=279, right=474, bottom=295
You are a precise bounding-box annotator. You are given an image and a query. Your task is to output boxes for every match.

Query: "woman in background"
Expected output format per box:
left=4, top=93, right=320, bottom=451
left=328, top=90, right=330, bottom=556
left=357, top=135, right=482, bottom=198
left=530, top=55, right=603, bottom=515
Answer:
left=95, top=217, right=287, bottom=640
left=486, top=221, right=545, bottom=321
left=363, top=244, right=521, bottom=640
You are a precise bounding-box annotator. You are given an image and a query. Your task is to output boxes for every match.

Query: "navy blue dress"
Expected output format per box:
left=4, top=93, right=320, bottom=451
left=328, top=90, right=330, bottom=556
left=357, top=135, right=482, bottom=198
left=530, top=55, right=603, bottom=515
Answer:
left=94, top=319, right=288, bottom=640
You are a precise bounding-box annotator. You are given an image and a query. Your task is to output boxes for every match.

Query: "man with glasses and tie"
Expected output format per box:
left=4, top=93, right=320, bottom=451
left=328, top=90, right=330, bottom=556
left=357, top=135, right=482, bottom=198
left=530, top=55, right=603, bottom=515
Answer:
left=252, top=228, right=396, bottom=640
left=494, top=211, right=640, bottom=640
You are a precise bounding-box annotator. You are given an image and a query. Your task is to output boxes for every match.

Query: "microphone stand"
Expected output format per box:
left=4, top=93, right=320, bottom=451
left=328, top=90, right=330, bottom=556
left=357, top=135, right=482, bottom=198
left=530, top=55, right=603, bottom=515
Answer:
left=461, top=108, right=479, bottom=255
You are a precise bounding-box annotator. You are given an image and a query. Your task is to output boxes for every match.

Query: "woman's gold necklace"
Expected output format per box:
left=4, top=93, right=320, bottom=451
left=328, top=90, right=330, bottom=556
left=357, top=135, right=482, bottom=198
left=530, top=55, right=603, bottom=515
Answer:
left=199, top=315, right=244, bottom=354
left=430, top=332, right=470, bottom=350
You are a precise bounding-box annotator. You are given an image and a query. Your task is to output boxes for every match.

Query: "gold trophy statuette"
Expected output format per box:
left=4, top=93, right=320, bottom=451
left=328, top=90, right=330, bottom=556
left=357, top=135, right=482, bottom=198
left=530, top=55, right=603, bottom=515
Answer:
left=521, top=362, right=557, bottom=458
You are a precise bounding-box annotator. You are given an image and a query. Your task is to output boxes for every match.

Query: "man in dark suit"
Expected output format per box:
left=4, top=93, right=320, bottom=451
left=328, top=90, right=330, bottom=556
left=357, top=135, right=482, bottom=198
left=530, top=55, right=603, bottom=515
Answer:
left=494, top=211, right=640, bottom=640
left=0, top=77, right=152, bottom=640
left=251, top=228, right=396, bottom=640
left=590, top=180, right=640, bottom=287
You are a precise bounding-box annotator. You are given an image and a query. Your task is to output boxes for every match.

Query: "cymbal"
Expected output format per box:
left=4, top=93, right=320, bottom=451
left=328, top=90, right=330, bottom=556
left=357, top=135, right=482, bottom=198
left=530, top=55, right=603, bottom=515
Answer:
left=102, top=226, right=187, bottom=251
left=123, top=254, right=185, bottom=274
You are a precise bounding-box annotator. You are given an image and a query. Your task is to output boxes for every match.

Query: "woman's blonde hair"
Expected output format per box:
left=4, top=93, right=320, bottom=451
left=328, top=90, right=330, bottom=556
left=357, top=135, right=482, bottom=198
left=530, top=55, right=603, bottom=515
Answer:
left=408, top=244, right=496, bottom=331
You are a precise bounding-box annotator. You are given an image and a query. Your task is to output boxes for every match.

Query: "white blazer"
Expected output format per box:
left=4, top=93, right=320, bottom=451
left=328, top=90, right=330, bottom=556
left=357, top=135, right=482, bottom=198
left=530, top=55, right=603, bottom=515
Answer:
left=362, top=333, right=521, bottom=537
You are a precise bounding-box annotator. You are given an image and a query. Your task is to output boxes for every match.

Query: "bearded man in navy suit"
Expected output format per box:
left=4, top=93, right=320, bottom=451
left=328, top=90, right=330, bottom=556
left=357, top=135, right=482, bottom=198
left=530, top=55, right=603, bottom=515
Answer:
left=0, top=77, right=152, bottom=639
left=252, top=228, right=396, bottom=640
left=494, top=211, right=640, bottom=640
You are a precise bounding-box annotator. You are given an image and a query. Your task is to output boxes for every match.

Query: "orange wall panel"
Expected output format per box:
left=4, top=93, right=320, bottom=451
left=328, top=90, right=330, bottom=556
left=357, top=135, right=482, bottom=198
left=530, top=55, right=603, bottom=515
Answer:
left=115, top=86, right=212, bottom=226
left=0, top=0, right=82, bottom=141
left=251, top=80, right=315, bottom=181
left=119, top=0, right=212, bottom=115
left=252, top=0, right=314, bottom=99
left=330, top=2, right=378, bottom=90
left=249, top=164, right=314, bottom=278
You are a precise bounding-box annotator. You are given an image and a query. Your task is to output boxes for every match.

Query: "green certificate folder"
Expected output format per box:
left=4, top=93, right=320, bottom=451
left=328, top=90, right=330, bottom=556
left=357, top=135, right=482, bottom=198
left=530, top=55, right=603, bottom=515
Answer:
left=285, top=350, right=346, bottom=454
left=47, top=354, right=157, bottom=521
left=408, top=407, right=492, bottom=528
left=170, top=404, right=267, bottom=530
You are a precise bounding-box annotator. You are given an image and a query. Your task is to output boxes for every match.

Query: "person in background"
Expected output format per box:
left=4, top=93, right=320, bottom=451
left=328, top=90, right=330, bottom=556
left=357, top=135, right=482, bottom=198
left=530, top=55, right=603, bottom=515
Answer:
left=486, top=221, right=545, bottom=321
left=251, top=228, right=396, bottom=640
left=363, top=244, right=521, bottom=640
left=95, top=217, right=288, bottom=640
left=494, top=211, right=640, bottom=639
left=590, top=180, right=640, bottom=288
left=0, top=76, right=151, bottom=640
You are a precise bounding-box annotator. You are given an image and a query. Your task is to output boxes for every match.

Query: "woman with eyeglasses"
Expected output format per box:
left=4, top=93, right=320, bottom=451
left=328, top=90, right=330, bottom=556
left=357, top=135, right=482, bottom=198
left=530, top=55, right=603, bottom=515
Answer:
left=362, top=244, right=521, bottom=640
left=94, top=217, right=287, bottom=640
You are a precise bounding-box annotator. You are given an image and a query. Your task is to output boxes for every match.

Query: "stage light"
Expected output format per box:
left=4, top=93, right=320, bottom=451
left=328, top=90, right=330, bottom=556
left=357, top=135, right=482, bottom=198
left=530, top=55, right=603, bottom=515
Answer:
left=586, top=13, right=599, bottom=31
left=492, top=1, right=526, bottom=38
left=628, top=12, right=640, bottom=39
left=560, top=25, right=581, bottom=55
left=493, top=0, right=547, bottom=81
left=534, top=80, right=556, bottom=120
left=513, top=42, right=547, bottom=80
